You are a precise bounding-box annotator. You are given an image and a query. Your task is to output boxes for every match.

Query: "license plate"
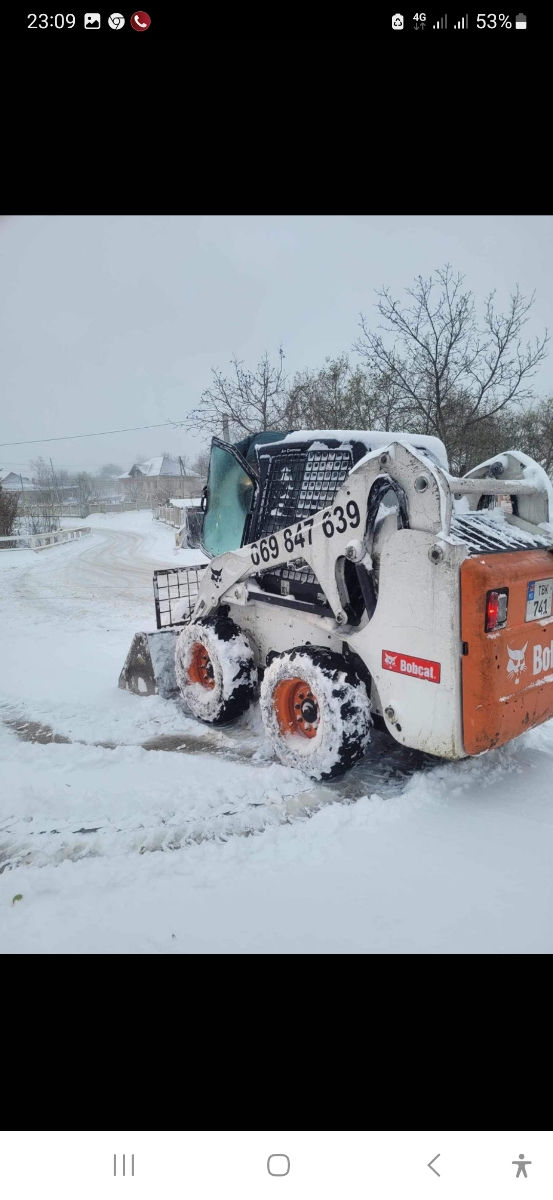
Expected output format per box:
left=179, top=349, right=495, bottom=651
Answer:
left=526, top=577, right=553, bottom=622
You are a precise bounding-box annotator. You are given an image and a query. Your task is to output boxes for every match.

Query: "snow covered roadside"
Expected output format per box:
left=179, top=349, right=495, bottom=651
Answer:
left=2, top=509, right=553, bottom=954
left=60, top=508, right=209, bottom=565
left=0, top=511, right=206, bottom=746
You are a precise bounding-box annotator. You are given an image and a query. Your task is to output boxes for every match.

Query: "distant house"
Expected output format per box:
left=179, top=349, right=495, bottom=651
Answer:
left=0, top=470, right=36, bottom=491
left=118, top=455, right=204, bottom=502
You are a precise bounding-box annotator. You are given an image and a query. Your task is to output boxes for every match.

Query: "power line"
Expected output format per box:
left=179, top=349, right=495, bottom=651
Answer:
left=0, top=420, right=182, bottom=449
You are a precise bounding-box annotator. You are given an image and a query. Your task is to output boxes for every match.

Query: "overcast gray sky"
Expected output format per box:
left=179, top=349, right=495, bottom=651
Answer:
left=1, top=214, right=552, bottom=476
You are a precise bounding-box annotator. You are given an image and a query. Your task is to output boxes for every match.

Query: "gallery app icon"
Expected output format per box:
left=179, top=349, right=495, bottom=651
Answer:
left=130, top=10, right=151, bottom=29
left=108, top=12, right=125, bottom=27
left=84, top=12, right=101, bottom=26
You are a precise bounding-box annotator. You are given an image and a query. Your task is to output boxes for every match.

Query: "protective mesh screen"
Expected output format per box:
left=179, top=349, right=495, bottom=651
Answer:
left=251, top=447, right=353, bottom=604
left=252, top=448, right=353, bottom=539
left=154, top=565, right=206, bottom=628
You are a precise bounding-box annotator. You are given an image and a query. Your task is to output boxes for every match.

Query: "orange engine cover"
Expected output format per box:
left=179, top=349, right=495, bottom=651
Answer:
left=461, top=548, right=553, bottom=754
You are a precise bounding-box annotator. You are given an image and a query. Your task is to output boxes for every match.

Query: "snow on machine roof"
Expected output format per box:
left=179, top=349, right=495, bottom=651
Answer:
left=277, top=429, right=449, bottom=471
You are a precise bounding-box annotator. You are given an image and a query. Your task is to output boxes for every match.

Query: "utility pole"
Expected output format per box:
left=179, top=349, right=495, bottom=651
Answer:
left=178, top=455, right=186, bottom=499
left=49, top=456, right=60, bottom=522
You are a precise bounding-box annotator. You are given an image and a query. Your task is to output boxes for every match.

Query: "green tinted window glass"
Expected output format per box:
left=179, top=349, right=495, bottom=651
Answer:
left=202, top=444, right=255, bottom=557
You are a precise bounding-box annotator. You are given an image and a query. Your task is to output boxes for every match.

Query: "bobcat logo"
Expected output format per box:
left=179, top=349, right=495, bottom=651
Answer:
left=507, top=642, right=528, bottom=684
left=210, top=567, right=223, bottom=588
left=384, top=652, right=397, bottom=667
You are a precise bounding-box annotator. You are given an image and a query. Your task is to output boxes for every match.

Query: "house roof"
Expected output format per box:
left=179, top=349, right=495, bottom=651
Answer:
left=119, top=455, right=199, bottom=479
left=0, top=470, right=36, bottom=490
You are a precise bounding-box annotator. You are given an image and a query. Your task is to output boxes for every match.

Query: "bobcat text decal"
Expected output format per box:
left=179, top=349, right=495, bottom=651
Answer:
left=382, top=650, right=441, bottom=683
left=506, top=637, right=553, bottom=683
left=505, top=638, right=553, bottom=686
left=532, top=639, right=553, bottom=675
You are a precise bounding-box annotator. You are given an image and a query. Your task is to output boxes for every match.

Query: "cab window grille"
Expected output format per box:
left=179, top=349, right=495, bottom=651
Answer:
left=250, top=447, right=353, bottom=608
left=251, top=448, right=353, bottom=540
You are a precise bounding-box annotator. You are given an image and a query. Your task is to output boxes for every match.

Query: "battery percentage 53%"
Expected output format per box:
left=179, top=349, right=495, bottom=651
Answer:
left=476, top=13, right=512, bottom=26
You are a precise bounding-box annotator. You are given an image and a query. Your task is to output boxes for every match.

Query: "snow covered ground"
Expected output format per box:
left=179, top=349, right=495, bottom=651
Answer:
left=1, top=510, right=553, bottom=953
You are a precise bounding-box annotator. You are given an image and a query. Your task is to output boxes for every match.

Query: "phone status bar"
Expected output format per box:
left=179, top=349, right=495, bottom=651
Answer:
left=391, top=10, right=527, bottom=30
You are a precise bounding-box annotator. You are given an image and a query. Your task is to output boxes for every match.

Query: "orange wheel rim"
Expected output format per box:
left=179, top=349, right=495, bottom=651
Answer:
left=188, top=642, right=215, bottom=689
left=273, top=676, right=319, bottom=739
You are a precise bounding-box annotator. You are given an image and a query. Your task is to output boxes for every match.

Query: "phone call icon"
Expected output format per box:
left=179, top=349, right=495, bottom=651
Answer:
left=130, top=10, right=151, bottom=29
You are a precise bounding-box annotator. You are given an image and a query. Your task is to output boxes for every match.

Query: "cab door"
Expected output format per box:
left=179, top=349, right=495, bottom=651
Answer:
left=201, top=438, right=257, bottom=558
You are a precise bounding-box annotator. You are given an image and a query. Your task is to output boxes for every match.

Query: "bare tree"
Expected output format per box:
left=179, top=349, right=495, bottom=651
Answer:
left=19, top=459, right=59, bottom=533
left=98, top=462, right=123, bottom=478
left=0, top=482, right=18, bottom=536
left=515, top=396, right=553, bottom=475
left=285, top=354, right=409, bottom=432
left=191, top=449, right=210, bottom=477
left=30, top=456, right=53, bottom=488
left=354, top=265, right=549, bottom=466
left=75, top=472, right=92, bottom=507
left=286, top=355, right=361, bottom=428
left=185, top=349, right=289, bottom=440
left=29, top=456, right=63, bottom=521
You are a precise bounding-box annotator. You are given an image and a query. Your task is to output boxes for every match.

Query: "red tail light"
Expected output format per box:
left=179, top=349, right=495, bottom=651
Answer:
left=486, top=591, right=499, bottom=629
left=485, top=587, right=509, bottom=632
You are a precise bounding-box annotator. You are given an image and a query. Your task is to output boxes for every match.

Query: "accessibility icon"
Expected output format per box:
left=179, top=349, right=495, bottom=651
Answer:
left=512, top=1154, right=531, bottom=1179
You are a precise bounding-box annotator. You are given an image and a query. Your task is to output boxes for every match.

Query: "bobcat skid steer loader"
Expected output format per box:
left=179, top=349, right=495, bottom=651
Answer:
left=119, top=429, right=553, bottom=780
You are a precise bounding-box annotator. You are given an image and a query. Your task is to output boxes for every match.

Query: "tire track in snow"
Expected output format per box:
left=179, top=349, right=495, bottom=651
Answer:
left=0, top=712, right=437, bottom=873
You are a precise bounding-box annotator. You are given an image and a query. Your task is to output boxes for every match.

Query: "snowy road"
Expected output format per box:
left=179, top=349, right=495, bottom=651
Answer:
left=9, top=519, right=177, bottom=618
left=1, top=510, right=553, bottom=953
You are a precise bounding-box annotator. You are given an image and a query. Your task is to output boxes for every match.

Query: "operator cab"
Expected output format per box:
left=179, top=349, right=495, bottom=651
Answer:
left=201, top=428, right=448, bottom=562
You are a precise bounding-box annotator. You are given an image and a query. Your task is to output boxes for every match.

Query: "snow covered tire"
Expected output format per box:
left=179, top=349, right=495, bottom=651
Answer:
left=260, top=646, right=372, bottom=780
left=175, top=615, right=258, bottom=725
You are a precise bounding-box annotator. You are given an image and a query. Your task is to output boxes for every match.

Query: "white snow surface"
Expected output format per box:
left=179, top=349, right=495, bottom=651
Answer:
left=2, top=509, right=553, bottom=953
left=448, top=507, right=553, bottom=548
left=169, top=498, right=202, bottom=508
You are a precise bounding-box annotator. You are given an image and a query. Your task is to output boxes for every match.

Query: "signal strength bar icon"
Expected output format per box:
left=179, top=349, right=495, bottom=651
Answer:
left=433, top=12, right=447, bottom=27
left=454, top=13, right=468, bottom=26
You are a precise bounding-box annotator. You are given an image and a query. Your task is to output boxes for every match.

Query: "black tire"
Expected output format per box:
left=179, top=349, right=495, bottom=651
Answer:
left=175, top=614, right=258, bottom=725
left=260, top=645, right=372, bottom=780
